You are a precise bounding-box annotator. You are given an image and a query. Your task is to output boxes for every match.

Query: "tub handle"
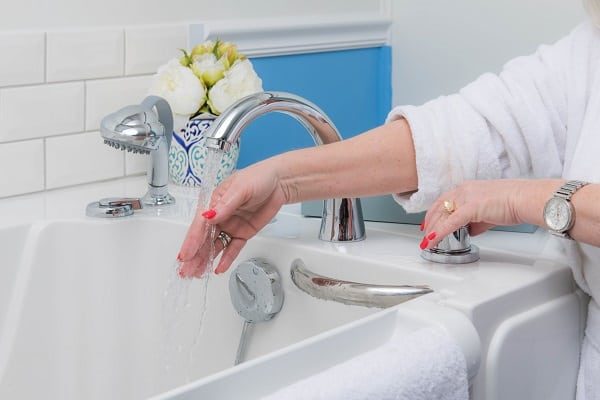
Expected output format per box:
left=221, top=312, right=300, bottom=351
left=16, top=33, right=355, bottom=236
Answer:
left=290, top=259, right=433, bottom=309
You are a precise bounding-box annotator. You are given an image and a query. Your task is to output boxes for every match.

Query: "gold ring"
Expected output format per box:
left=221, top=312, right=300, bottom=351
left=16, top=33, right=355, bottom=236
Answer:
left=443, top=200, right=456, bottom=214
left=217, top=231, right=233, bottom=249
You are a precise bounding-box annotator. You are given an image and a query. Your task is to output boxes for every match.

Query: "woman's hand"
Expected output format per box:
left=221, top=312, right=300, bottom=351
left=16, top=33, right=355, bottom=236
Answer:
left=177, top=159, right=289, bottom=278
left=420, top=180, right=528, bottom=250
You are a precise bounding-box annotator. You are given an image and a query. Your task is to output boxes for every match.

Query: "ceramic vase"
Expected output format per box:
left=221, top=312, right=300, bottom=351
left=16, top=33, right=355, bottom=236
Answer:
left=168, top=113, right=240, bottom=187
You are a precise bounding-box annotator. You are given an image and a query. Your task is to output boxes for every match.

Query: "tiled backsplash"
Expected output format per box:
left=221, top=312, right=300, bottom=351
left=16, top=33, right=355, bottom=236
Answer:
left=0, top=24, right=187, bottom=198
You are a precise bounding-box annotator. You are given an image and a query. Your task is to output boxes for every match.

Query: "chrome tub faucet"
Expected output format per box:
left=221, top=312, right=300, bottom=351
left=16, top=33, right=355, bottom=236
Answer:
left=203, top=91, right=366, bottom=242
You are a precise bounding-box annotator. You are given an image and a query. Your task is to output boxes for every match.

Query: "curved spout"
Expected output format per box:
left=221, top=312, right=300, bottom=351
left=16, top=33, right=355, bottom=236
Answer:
left=204, top=92, right=342, bottom=151
left=203, top=91, right=366, bottom=242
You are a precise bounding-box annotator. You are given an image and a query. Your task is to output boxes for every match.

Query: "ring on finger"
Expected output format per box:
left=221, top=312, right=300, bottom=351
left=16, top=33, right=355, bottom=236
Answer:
left=217, top=231, right=233, bottom=249
left=443, top=200, right=457, bottom=214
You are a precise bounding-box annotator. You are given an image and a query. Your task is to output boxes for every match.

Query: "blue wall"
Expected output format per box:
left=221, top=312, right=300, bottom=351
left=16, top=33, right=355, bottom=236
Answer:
left=238, top=46, right=391, bottom=168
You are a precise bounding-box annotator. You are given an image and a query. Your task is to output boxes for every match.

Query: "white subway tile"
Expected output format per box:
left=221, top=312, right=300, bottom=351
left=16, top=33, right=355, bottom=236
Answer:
left=125, top=25, right=187, bottom=75
left=0, top=32, right=45, bottom=87
left=45, top=132, right=124, bottom=188
left=125, top=152, right=147, bottom=175
left=85, top=75, right=152, bottom=131
left=0, top=82, right=84, bottom=142
left=47, top=28, right=124, bottom=82
left=0, top=139, right=44, bottom=197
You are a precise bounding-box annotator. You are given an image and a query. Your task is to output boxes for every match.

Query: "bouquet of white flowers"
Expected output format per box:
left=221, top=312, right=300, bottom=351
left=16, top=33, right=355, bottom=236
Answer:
left=149, top=40, right=263, bottom=117
left=149, top=40, right=263, bottom=187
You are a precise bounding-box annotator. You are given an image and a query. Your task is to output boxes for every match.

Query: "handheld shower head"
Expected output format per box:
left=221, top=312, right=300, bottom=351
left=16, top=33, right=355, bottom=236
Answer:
left=99, top=96, right=175, bottom=207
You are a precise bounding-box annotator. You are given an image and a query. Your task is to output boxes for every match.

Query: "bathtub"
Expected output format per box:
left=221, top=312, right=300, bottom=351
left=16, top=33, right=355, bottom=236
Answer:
left=0, top=177, right=587, bottom=399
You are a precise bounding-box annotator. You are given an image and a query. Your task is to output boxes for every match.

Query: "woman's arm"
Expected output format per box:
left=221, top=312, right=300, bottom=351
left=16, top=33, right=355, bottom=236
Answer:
left=274, top=118, right=417, bottom=203
left=178, top=119, right=418, bottom=276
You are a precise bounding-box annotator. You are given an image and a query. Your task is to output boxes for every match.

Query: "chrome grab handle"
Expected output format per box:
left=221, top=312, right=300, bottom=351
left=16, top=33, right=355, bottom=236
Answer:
left=290, top=259, right=433, bottom=309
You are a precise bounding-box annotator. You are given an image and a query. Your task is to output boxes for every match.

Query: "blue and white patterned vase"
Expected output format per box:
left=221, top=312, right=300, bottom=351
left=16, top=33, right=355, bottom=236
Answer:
left=168, top=113, right=240, bottom=187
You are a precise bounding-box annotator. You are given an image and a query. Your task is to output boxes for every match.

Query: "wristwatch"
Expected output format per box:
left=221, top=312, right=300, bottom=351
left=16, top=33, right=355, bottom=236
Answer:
left=543, top=180, right=589, bottom=239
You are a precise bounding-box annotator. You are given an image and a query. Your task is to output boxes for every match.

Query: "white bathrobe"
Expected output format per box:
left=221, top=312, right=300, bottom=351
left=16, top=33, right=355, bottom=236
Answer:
left=387, top=21, right=600, bottom=400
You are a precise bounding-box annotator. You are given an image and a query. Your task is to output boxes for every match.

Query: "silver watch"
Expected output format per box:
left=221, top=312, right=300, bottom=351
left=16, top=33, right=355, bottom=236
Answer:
left=543, top=180, right=589, bottom=239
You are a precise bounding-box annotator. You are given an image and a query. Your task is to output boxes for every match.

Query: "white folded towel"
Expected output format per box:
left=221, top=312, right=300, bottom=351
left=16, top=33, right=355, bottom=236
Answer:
left=261, top=327, right=468, bottom=400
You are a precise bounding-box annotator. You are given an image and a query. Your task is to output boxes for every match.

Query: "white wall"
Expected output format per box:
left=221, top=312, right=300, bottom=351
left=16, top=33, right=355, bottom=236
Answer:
left=0, top=0, right=375, bottom=29
left=389, top=0, right=586, bottom=106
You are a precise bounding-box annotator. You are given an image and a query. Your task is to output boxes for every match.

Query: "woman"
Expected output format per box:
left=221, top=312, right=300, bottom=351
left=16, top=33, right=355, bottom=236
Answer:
left=178, top=5, right=600, bottom=399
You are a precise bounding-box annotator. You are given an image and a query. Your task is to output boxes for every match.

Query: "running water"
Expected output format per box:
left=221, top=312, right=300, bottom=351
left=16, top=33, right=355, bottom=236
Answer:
left=160, top=148, right=226, bottom=385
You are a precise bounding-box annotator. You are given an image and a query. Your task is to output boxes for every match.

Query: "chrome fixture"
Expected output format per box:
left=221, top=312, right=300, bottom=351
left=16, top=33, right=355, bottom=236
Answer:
left=229, top=258, right=284, bottom=365
left=203, top=91, right=365, bottom=242
left=99, top=95, right=175, bottom=207
left=85, top=197, right=142, bottom=218
left=421, top=226, right=480, bottom=264
left=290, top=259, right=432, bottom=308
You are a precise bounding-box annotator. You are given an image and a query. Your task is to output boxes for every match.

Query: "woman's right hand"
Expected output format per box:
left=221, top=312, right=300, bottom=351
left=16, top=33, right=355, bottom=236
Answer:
left=177, top=159, right=289, bottom=278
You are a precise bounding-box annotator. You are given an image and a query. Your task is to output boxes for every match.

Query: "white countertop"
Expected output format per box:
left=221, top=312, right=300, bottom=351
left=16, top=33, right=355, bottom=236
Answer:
left=0, top=176, right=553, bottom=260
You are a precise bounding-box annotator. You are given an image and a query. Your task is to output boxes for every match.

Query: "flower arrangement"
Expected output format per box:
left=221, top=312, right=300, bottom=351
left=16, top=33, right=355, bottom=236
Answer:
left=149, top=40, right=263, bottom=117
left=148, top=40, right=262, bottom=187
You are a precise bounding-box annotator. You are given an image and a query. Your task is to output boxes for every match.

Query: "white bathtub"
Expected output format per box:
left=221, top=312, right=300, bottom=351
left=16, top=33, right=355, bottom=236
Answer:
left=0, top=178, right=587, bottom=399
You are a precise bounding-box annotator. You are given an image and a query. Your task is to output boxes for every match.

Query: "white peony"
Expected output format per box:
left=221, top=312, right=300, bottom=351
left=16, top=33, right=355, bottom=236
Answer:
left=148, top=59, right=206, bottom=116
left=191, top=53, right=228, bottom=87
left=208, top=59, right=263, bottom=115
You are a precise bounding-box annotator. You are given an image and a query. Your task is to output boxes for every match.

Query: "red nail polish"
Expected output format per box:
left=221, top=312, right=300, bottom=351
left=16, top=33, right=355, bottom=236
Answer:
left=419, top=221, right=424, bottom=231
left=427, top=232, right=437, bottom=241
left=178, top=268, right=185, bottom=278
left=419, top=237, right=429, bottom=250
left=202, top=209, right=217, bottom=219
left=176, top=252, right=183, bottom=262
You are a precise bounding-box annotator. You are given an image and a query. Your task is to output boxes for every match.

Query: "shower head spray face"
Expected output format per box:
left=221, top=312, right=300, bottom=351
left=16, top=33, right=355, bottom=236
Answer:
left=100, top=104, right=164, bottom=153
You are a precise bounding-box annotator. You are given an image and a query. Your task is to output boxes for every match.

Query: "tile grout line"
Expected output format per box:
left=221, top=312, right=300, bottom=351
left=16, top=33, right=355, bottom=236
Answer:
left=43, top=32, right=48, bottom=83
left=83, top=79, right=87, bottom=133
left=0, top=130, right=101, bottom=145
left=0, top=72, right=154, bottom=91
left=122, top=28, right=127, bottom=177
left=43, top=137, right=47, bottom=190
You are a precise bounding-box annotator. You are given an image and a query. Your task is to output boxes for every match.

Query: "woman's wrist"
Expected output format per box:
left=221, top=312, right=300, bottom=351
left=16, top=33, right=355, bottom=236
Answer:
left=267, top=153, right=302, bottom=204
left=513, top=179, right=566, bottom=227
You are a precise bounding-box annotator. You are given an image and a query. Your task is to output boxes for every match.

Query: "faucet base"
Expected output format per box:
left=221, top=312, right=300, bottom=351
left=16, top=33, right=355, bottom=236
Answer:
left=318, top=198, right=366, bottom=242
left=421, top=245, right=480, bottom=264
left=142, top=190, right=175, bottom=207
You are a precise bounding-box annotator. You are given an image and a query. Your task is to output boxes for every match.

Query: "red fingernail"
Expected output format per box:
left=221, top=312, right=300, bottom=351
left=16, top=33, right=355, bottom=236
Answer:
left=178, top=268, right=185, bottom=278
left=419, top=221, right=424, bottom=231
left=427, top=232, right=437, bottom=240
left=419, top=237, right=429, bottom=250
left=176, top=252, right=183, bottom=262
left=201, top=209, right=216, bottom=219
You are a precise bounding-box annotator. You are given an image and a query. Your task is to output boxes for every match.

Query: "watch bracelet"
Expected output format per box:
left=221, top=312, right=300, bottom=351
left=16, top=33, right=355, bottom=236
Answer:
left=548, top=180, right=589, bottom=238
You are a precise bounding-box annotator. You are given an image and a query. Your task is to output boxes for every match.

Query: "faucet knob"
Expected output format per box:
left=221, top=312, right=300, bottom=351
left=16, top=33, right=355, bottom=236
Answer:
left=421, top=226, right=480, bottom=264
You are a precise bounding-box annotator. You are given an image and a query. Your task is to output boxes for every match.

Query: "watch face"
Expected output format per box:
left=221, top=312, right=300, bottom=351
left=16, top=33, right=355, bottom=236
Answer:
left=544, top=197, right=572, bottom=231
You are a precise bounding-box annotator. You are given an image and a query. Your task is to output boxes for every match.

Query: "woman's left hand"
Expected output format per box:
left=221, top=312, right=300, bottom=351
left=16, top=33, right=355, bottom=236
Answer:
left=420, top=180, right=527, bottom=250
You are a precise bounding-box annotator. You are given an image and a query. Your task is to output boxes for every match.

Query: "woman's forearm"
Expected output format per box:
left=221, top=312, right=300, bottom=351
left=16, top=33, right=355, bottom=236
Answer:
left=517, top=180, right=600, bottom=247
left=268, top=118, right=418, bottom=203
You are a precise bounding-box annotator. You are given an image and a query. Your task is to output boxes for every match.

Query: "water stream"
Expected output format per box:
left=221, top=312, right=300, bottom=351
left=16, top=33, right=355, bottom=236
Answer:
left=160, top=148, right=227, bottom=385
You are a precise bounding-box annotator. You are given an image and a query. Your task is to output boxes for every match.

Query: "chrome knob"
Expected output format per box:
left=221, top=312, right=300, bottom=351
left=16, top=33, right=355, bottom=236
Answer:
left=229, top=258, right=284, bottom=323
left=421, top=226, right=480, bottom=264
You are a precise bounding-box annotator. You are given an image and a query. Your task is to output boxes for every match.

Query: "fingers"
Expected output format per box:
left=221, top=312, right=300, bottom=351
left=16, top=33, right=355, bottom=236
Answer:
left=178, top=177, right=241, bottom=261
left=178, top=213, right=210, bottom=261
left=422, top=208, right=472, bottom=249
left=178, top=231, right=221, bottom=278
left=206, top=189, right=247, bottom=225
left=214, top=238, right=246, bottom=275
